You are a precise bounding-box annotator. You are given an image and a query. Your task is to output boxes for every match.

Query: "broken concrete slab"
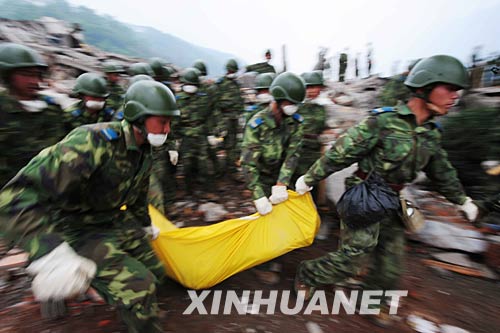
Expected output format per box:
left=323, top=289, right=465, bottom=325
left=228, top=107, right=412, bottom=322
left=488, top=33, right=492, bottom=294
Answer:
left=414, top=220, right=488, bottom=253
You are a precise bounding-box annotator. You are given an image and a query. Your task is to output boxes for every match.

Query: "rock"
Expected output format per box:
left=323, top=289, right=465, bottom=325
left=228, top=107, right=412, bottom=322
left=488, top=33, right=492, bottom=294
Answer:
left=407, top=314, right=440, bottom=333
left=305, top=321, right=323, bottom=333
left=332, top=94, right=354, bottom=106
left=198, top=202, right=229, bottom=223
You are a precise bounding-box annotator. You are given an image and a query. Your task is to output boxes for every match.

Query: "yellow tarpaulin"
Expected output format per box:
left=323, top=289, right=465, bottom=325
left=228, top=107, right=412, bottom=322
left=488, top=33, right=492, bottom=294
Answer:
left=150, top=191, right=320, bottom=290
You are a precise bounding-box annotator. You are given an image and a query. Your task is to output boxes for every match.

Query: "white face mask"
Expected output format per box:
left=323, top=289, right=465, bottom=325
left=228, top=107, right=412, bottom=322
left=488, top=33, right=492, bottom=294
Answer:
left=282, top=104, right=299, bottom=116
left=256, top=93, right=273, bottom=104
left=147, top=133, right=168, bottom=147
left=19, top=100, right=48, bottom=113
left=226, top=73, right=237, bottom=79
left=85, top=100, right=105, bottom=110
left=182, top=85, right=198, bottom=94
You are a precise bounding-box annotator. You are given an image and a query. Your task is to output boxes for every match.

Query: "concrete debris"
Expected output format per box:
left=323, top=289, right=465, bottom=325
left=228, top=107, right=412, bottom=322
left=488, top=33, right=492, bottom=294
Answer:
left=0, top=17, right=140, bottom=83
left=414, top=221, right=488, bottom=253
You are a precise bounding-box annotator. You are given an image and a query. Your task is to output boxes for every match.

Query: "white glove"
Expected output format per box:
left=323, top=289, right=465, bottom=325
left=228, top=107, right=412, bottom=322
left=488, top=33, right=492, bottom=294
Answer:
left=459, top=197, right=479, bottom=222
left=481, top=160, right=500, bottom=170
left=254, top=196, right=273, bottom=215
left=295, top=175, right=313, bottom=195
left=207, top=135, right=219, bottom=147
left=26, top=242, right=97, bottom=302
left=168, top=150, right=178, bottom=166
left=143, top=224, right=160, bottom=240
left=269, top=185, right=288, bottom=204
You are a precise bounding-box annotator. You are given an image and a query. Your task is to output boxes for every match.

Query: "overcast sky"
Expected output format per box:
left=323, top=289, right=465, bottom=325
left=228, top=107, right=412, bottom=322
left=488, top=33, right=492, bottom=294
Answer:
left=67, top=0, right=500, bottom=77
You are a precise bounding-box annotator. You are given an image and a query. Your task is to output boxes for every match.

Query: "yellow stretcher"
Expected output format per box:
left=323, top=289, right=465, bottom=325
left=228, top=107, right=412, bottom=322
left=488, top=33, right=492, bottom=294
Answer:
left=150, top=191, right=320, bottom=289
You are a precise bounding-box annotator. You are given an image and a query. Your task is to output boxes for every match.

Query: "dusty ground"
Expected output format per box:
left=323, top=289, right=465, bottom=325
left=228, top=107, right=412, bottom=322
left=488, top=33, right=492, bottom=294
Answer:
left=1, top=177, right=499, bottom=333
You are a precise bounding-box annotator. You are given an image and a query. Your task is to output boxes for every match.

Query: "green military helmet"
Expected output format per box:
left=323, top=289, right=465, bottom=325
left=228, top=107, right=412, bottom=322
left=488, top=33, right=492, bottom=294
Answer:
left=254, top=73, right=275, bottom=90
left=226, top=59, right=239, bottom=72
left=0, top=43, right=47, bottom=73
left=73, top=73, right=109, bottom=98
left=404, top=55, right=469, bottom=89
left=270, top=72, right=306, bottom=104
left=102, top=61, right=125, bottom=73
left=128, top=62, right=155, bottom=77
left=149, top=57, right=171, bottom=78
left=123, top=80, right=180, bottom=122
left=193, top=60, right=207, bottom=76
left=180, top=67, right=201, bottom=85
left=129, top=74, right=154, bottom=86
left=301, top=70, right=324, bottom=86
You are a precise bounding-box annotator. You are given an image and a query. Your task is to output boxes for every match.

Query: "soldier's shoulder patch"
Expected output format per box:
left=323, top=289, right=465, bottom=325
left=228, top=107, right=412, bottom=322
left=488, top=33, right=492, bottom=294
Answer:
left=370, top=106, right=395, bottom=115
left=196, top=92, right=208, bottom=96
left=114, top=111, right=124, bottom=120
left=42, top=95, right=57, bottom=105
left=100, top=128, right=120, bottom=141
left=249, top=117, right=264, bottom=129
left=71, top=109, right=83, bottom=117
left=292, top=113, right=304, bottom=123
left=245, top=105, right=258, bottom=112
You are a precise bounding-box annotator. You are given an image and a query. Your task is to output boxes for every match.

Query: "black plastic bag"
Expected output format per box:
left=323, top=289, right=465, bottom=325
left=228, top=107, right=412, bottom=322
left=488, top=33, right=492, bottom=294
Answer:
left=337, top=173, right=400, bottom=229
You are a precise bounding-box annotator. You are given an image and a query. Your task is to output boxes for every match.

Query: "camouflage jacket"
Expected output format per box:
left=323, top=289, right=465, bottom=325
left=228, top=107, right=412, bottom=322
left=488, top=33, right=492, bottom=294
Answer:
left=245, top=62, right=276, bottom=74
left=0, top=120, right=153, bottom=260
left=106, top=81, right=125, bottom=112
left=379, top=74, right=411, bottom=106
left=63, top=100, right=115, bottom=132
left=215, top=76, right=244, bottom=120
left=175, top=91, right=212, bottom=138
left=304, top=105, right=467, bottom=204
left=297, top=100, right=327, bottom=150
left=0, top=92, right=66, bottom=187
left=241, top=107, right=304, bottom=200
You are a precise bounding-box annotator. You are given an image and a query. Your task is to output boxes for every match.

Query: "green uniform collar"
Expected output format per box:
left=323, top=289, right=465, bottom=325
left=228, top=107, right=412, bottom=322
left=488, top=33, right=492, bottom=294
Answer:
left=121, top=119, right=141, bottom=151
left=261, top=107, right=279, bottom=129
left=396, top=103, right=439, bottom=129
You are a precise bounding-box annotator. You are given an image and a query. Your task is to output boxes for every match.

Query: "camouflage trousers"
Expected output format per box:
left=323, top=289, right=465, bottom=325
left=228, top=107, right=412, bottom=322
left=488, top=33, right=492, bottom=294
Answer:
left=297, top=214, right=406, bottom=307
left=223, top=118, right=240, bottom=173
left=73, top=229, right=165, bottom=333
left=180, top=135, right=212, bottom=193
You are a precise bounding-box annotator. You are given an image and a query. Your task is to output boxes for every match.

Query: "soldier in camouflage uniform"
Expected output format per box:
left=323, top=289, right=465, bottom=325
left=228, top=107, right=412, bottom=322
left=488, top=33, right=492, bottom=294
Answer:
left=64, top=73, right=113, bottom=132
left=244, top=73, right=275, bottom=125
left=0, top=43, right=67, bottom=187
left=103, top=61, right=126, bottom=113
left=241, top=72, right=305, bottom=283
left=128, top=62, right=155, bottom=78
left=0, top=80, right=180, bottom=332
left=216, top=59, right=245, bottom=176
left=148, top=58, right=179, bottom=211
left=175, top=68, right=214, bottom=195
left=292, top=71, right=328, bottom=202
left=245, top=49, right=276, bottom=74
left=294, top=55, right=480, bottom=326
left=379, top=59, right=421, bottom=106
left=194, top=59, right=223, bottom=178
